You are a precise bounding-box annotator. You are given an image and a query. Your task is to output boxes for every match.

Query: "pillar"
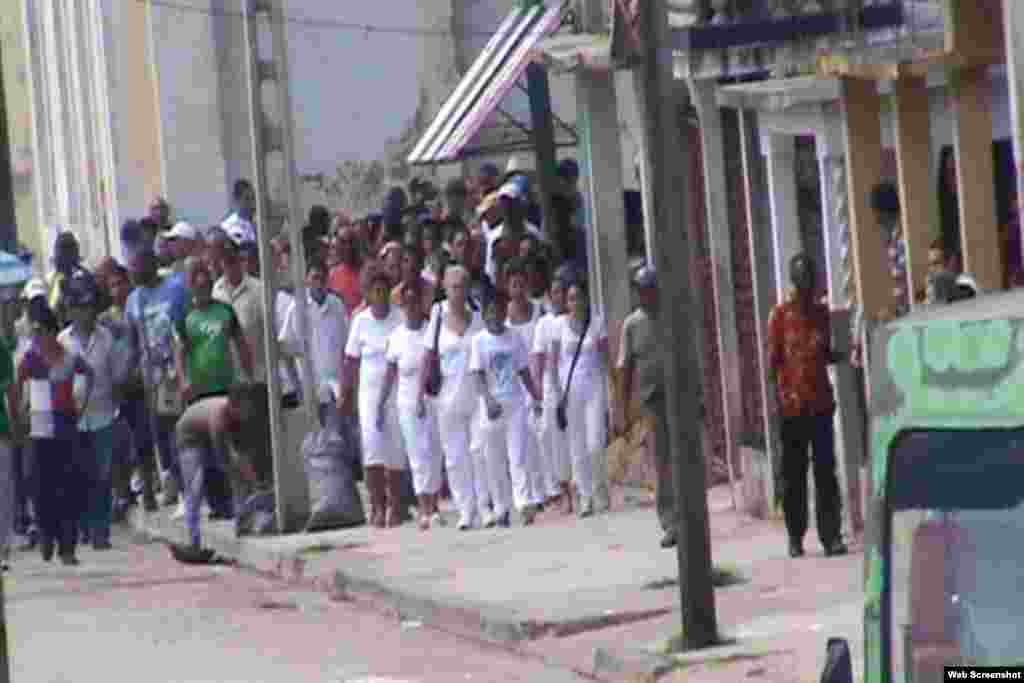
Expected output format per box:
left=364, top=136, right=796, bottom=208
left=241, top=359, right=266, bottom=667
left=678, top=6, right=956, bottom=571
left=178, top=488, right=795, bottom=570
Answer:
left=691, top=79, right=743, bottom=510
left=764, top=133, right=802, bottom=300
left=893, top=76, right=937, bottom=305
left=953, top=66, right=1002, bottom=292
left=119, top=0, right=164, bottom=207
left=577, top=69, right=629, bottom=330
left=818, top=150, right=865, bottom=537
left=840, top=77, right=891, bottom=322
left=739, top=109, right=778, bottom=518
left=1004, top=0, right=1024, bottom=275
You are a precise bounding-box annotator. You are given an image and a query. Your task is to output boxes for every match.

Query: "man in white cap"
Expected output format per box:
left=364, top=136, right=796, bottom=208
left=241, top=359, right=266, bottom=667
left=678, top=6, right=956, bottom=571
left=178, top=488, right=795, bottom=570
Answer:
left=616, top=265, right=677, bottom=549
left=221, top=179, right=258, bottom=246
left=158, top=221, right=201, bottom=282
left=483, top=182, right=542, bottom=284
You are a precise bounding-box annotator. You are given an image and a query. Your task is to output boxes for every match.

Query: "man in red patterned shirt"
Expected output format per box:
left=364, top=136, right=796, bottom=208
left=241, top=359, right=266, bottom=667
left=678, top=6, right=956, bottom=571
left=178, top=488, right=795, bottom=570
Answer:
left=767, top=253, right=848, bottom=559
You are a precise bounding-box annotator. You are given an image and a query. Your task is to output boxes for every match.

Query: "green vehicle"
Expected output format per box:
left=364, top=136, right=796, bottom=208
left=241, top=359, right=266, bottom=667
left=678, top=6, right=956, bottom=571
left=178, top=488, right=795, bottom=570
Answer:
left=823, top=290, right=1024, bottom=683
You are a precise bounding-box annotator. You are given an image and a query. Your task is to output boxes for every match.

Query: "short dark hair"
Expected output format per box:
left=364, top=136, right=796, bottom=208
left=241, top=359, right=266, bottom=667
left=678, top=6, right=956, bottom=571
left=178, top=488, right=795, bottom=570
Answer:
left=360, top=261, right=392, bottom=297
left=870, top=182, right=900, bottom=215
left=503, top=257, right=528, bottom=283
left=233, top=179, right=253, bottom=200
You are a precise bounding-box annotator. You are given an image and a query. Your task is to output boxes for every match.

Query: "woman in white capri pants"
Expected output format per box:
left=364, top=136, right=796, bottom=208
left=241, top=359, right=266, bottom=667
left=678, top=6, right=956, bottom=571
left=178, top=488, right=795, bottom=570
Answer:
left=430, top=266, right=485, bottom=530
left=378, top=279, right=441, bottom=531
left=470, top=291, right=544, bottom=528
left=532, top=270, right=572, bottom=514
left=554, top=280, right=610, bottom=518
left=343, top=264, right=405, bottom=528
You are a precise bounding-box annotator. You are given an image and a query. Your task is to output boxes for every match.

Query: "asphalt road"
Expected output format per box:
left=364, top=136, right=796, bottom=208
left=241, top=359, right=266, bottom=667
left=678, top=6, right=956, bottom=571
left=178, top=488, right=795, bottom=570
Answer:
left=3, top=532, right=586, bottom=683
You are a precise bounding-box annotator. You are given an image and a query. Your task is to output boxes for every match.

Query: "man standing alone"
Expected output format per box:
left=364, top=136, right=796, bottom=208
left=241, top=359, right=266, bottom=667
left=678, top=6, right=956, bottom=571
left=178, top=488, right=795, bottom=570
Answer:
left=767, top=253, right=847, bottom=559
left=616, top=266, right=676, bottom=549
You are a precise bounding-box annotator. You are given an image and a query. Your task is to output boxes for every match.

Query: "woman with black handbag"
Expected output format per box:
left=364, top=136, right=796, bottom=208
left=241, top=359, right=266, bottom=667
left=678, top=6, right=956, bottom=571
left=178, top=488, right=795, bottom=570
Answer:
left=553, top=280, right=609, bottom=518
left=428, top=266, right=485, bottom=530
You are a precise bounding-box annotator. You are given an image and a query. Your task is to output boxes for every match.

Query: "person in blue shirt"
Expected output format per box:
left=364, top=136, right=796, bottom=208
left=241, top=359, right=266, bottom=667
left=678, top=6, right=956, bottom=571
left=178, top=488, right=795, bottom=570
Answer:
left=124, top=223, right=191, bottom=517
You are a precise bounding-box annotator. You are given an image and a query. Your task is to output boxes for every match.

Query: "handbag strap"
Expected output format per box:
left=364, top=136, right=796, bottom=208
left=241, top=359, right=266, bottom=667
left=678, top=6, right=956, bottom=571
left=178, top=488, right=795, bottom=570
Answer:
left=432, top=302, right=443, bottom=352
left=561, top=315, right=590, bottom=404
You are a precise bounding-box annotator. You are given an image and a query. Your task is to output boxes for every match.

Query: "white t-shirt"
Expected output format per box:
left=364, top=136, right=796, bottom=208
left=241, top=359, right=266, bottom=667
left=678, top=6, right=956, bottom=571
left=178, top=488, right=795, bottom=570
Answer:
left=345, top=307, right=403, bottom=402
left=556, top=315, right=609, bottom=393
left=532, top=312, right=565, bottom=394
left=469, top=328, right=529, bottom=405
left=385, top=324, right=430, bottom=408
left=506, top=300, right=543, bottom=351
left=281, top=291, right=349, bottom=403
left=430, top=302, right=484, bottom=410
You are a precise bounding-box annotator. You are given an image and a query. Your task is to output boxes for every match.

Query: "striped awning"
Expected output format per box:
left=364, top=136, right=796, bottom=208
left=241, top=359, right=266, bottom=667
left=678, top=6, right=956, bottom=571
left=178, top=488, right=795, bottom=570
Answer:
left=407, top=2, right=566, bottom=166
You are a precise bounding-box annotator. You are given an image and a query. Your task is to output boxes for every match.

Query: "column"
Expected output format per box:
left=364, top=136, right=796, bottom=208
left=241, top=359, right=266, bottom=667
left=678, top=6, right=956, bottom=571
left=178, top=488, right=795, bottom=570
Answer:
left=119, top=0, right=164, bottom=206
left=691, top=79, right=743, bottom=510
left=739, top=109, right=778, bottom=518
left=631, top=70, right=659, bottom=268
left=577, top=68, right=629, bottom=330
left=818, top=150, right=865, bottom=537
left=840, top=77, right=891, bottom=322
left=953, top=66, right=1002, bottom=292
left=1004, top=0, right=1024, bottom=276
left=893, top=76, right=937, bottom=305
left=764, top=133, right=802, bottom=300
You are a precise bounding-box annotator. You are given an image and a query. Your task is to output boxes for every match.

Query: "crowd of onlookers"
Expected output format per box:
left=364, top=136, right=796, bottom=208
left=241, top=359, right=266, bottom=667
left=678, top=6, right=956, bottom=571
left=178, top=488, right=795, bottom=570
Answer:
left=1, top=155, right=686, bottom=569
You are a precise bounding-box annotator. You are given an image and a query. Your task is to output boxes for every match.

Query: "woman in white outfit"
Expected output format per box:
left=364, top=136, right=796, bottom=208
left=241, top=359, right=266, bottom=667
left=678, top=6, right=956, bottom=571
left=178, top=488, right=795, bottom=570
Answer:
left=532, top=268, right=572, bottom=514
left=378, top=279, right=441, bottom=531
left=342, top=263, right=406, bottom=528
left=505, top=259, right=558, bottom=508
left=470, top=291, right=544, bottom=528
left=554, top=279, right=610, bottom=518
left=430, top=266, right=485, bottom=530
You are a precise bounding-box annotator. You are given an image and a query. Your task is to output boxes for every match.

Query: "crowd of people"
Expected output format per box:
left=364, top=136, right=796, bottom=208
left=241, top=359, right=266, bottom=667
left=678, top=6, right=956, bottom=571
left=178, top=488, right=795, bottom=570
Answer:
left=0, top=155, right=683, bottom=569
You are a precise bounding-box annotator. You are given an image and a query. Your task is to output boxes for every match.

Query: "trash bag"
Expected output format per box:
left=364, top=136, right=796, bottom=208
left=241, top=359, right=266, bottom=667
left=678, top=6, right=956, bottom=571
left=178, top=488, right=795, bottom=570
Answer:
left=235, top=490, right=276, bottom=537
left=302, top=424, right=366, bottom=533
left=819, top=638, right=853, bottom=683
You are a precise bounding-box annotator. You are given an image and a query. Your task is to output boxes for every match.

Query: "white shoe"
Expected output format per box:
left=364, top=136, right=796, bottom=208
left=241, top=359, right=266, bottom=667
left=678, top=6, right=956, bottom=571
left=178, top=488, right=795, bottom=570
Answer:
left=430, top=512, right=447, bottom=528
left=578, top=498, right=594, bottom=518
left=457, top=515, right=474, bottom=531
left=171, top=501, right=187, bottom=520
left=481, top=511, right=496, bottom=528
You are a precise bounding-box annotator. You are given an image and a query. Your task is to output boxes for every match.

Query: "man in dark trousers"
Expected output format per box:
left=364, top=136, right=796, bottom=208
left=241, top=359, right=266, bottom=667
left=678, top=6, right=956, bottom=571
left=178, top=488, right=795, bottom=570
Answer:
left=767, top=253, right=848, bottom=559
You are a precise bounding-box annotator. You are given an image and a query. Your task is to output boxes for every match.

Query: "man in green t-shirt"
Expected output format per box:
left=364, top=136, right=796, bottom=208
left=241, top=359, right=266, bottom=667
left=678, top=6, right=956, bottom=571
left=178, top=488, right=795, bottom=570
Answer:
left=174, top=257, right=253, bottom=406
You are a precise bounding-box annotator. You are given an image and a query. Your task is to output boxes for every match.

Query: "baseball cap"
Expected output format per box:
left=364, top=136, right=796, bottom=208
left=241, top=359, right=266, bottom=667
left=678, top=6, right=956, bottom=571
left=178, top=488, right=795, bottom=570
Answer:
left=632, top=265, right=657, bottom=288
left=496, top=182, right=524, bottom=202
left=166, top=221, right=198, bottom=241
left=21, top=278, right=46, bottom=301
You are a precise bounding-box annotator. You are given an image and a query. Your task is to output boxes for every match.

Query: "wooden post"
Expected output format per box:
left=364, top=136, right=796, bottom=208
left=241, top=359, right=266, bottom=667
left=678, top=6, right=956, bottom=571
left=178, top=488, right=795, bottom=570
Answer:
left=952, top=66, right=1003, bottom=292
left=691, top=79, right=742, bottom=512
left=1005, top=0, right=1024, bottom=275
left=639, top=0, right=719, bottom=649
left=893, top=76, right=937, bottom=306
left=840, top=77, right=891, bottom=322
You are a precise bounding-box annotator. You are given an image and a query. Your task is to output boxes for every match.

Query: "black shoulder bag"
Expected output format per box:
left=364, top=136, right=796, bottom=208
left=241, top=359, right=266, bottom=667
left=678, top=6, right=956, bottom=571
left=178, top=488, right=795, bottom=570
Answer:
left=556, top=316, right=590, bottom=432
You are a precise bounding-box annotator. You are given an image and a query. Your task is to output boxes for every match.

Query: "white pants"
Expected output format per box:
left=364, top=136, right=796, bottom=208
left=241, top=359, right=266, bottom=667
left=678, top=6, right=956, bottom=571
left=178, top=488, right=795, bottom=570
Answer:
left=0, top=438, right=11, bottom=555
left=536, top=385, right=570, bottom=490
left=565, top=382, right=608, bottom=502
left=397, top=402, right=442, bottom=495
left=470, top=409, right=490, bottom=514
left=481, top=402, right=539, bottom=516
left=358, top=392, right=407, bottom=470
left=437, top=400, right=479, bottom=523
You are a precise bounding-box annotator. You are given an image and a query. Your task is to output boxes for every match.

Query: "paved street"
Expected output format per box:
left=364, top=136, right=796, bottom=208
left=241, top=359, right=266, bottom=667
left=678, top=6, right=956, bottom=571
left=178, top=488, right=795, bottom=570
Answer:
left=4, top=533, right=586, bottom=683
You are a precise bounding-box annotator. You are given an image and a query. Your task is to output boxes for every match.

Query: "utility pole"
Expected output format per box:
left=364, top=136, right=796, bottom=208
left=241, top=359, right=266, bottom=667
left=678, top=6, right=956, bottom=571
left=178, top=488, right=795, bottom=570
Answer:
left=0, top=572, right=8, bottom=683
left=635, top=0, right=719, bottom=649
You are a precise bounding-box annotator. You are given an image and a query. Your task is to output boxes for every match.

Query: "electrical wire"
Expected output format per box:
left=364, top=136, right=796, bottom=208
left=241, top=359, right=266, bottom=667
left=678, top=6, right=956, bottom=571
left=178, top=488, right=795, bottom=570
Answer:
left=143, top=0, right=508, bottom=38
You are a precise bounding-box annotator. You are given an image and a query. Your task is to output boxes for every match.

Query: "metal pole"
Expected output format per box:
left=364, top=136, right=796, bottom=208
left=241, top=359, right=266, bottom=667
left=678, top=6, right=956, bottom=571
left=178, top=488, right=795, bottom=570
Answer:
left=636, top=0, right=719, bottom=649
left=0, top=572, right=9, bottom=683
left=1004, top=0, right=1024, bottom=274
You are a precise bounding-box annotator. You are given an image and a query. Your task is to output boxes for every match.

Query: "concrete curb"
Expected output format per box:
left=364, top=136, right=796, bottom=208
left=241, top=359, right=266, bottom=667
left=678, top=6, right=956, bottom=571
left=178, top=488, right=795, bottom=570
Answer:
left=591, top=636, right=795, bottom=682
left=130, top=509, right=642, bottom=650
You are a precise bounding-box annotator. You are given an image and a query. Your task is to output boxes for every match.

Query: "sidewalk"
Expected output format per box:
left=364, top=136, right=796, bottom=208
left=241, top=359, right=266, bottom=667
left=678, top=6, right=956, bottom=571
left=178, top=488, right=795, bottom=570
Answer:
left=131, top=484, right=864, bottom=682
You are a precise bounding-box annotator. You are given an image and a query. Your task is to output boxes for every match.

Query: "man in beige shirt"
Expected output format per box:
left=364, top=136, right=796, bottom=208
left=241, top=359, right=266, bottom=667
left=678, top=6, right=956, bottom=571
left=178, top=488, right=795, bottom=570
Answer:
left=616, top=266, right=676, bottom=549
left=213, top=240, right=265, bottom=384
